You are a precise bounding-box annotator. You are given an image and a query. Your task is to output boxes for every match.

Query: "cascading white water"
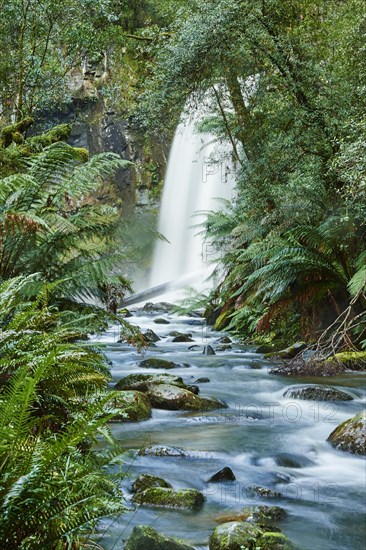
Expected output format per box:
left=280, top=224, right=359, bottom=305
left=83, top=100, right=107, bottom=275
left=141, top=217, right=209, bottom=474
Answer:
left=149, top=116, right=236, bottom=291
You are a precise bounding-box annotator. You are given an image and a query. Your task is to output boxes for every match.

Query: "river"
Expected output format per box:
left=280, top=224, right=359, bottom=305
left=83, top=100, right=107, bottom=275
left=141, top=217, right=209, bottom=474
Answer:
left=96, top=307, right=366, bottom=550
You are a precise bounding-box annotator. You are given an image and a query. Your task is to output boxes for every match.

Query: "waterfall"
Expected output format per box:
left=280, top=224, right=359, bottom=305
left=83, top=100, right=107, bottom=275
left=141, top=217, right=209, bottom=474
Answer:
left=149, top=116, right=236, bottom=291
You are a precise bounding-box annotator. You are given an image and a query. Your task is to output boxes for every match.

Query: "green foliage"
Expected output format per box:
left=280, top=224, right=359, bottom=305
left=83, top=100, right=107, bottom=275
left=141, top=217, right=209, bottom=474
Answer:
left=0, top=276, right=129, bottom=548
left=0, top=141, right=133, bottom=303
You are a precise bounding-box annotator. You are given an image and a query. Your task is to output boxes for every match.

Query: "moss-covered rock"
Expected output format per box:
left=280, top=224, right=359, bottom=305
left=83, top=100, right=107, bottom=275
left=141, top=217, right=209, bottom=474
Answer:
left=132, top=473, right=172, bottom=494
left=195, top=377, right=210, bottom=383
left=115, top=373, right=185, bottom=391
left=138, top=358, right=187, bottom=369
left=133, top=487, right=206, bottom=509
left=147, top=384, right=227, bottom=411
left=264, top=342, right=306, bottom=359
left=125, top=525, right=195, bottom=550
left=248, top=505, right=287, bottom=523
left=215, top=506, right=286, bottom=527
left=327, top=410, right=366, bottom=455
left=283, top=385, right=353, bottom=401
left=325, top=351, right=366, bottom=371
left=209, top=521, right=263, bottom=550
left=256, top=532, right=295, bottom=549
left=154, top=317, right=170, bottom=324
left=110, top=390, right=151, bottom=422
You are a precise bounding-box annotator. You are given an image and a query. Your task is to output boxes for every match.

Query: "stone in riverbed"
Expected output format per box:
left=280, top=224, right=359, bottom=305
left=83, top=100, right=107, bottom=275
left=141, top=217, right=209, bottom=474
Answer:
left=172, top=334, right=194, bottom=343
left=247, top=485, right=283, bottom=499
left=264, top=342, right=307, bottom=359
left=327, top=410, right=366, bottom=455
left=138, top=445, right=187, bottom=457
left=283, top=385, right=353, bottom=401
left=147, top=384, right=227, bottom=411
left=195, top=377, right=210, bottom=383
left=154, top=317, right=170, bottom=324
left=216, top=345, right=232, bottom=351
left=203, top=345, right=216, bottom=355
left=133, top=487, right=206, bottom=509
left=115, top=373, right=185, bottom=392
left=138, top=358, right=188, bottom=369
left=132, top=473, right=172, bottom=494
left=207, top=467, right=236, bottom=483
left=274, top=453, right=315, bottom=468
left=186, top=384, right=200, bottom=395
left=110, top=391, right=151, bottom=422
left=215, top=505, right=286, bottom=525
left=142, top=302, right=175, bottom=313
left=214, top=336, right=232, bottom=344
left=209, top=521, right=263, bottom=550
left=125, top=525, right=195, bottom=550
left=143, top=329, right=161, bottom=342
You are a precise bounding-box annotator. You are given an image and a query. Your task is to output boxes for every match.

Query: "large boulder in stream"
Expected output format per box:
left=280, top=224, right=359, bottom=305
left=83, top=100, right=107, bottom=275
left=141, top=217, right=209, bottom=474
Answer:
left=207, top=467, right=236, bottom=483
left=327, top=410, right=366, bottom=455
left=283, top=385, right=353, bottom=401
left=138, top=358, right=188, bottom=369
left=110, top=391, right=151, bottom=422
left=115, top=373, right=185, bottom=392
left=133, top=487, right=206, bottom=509
left=132, top=473, right=172, bottom=494
left=125, top=525, right=195, bottom=550
left=209, top=521, right=294, bottom=550
left=209, top=521, right=263, bottom=550
left=147, top=384, right=227, bottom=411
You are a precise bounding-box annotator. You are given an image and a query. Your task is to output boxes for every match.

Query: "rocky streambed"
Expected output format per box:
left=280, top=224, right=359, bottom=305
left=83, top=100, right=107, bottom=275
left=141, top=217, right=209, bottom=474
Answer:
left=95, top=304, right=366, bottom=550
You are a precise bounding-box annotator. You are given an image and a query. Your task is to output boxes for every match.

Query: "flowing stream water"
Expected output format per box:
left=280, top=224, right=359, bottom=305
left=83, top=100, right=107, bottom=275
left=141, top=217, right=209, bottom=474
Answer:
left=97, top=310, right=366, bottom=550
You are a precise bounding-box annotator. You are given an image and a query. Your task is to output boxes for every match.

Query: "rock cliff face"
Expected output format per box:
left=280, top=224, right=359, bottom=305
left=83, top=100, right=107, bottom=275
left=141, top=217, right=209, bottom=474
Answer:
left=33, top=60, right=169, bottom=212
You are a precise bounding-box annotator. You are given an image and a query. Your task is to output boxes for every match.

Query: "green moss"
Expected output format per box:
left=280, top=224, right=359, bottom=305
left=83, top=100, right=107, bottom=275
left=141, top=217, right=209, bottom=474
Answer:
left=327, top=351, right=366, bottom=370
left=213, top=311, right=230, bottom=331
left=132, top=473, right=172, bottom=494
left=125, top=525, right=195, bottom=550
left=327, top=410, right=366, bottom=455
left=257, top=532, right=295, bottom=549
left=111, top=390, right=151, bottom=422
left=209, top=521, right=263, bottom=550
left=133, top=487, right=205, bottom=509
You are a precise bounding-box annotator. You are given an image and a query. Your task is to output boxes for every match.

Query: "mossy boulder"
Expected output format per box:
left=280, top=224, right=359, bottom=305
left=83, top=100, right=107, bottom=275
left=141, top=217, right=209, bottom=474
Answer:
left=133, top=487, right=206, bottom=509
left=215, top=506, right=286, bottom=525
left=264, top=342, right=306, bottom=359
left=115, top=373, right=185, bottom=392
left=132, top=474, right=172, bottom=494
left=327, top=410, right=366, bottom=455
left=256, top=532, right=295, bottom=549
left=138, top=358, right=187, bottom=369
left=147, top=384, right=227, bottom=411
left=247, top=505, right=287, bottom=523
left=195, top=377, right=210, bottom=383
left=154, top=317, right=170, bottom=324
left=283, top=385, right=353, bottom=401
left=125, top=525, right=195, bottom=550
left=111, top=391, right=151, bottom=422
left=324, top=351, right=366, bottom=371
left=215, top=337, right=232, bottom=344
left=209, top=521, right=263, bottom=550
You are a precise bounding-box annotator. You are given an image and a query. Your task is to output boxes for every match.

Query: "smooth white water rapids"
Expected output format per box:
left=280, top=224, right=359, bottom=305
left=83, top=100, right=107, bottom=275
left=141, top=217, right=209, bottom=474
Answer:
left=149, top=118, right=236, bottom=291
